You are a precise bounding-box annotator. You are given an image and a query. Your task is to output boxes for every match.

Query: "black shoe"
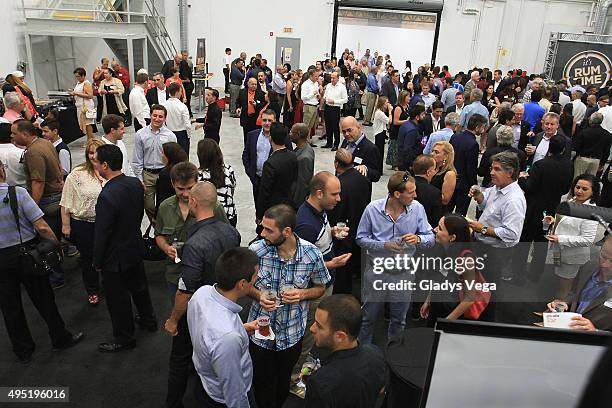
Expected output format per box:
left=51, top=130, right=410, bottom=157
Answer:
left=309, top=142, right=318, bottom=148
left=135, top=315, right=158, bottom=332
left=51, top=281, right=65, bottom=290
left=321, top=144, right=333, bottom=148
left=331, top=146, right=338, bottom=151
left=53, top=332, right=84, bottom=351
left=17, top=354, right=32, bottom=364
left=363, top=122, right=373, bottom=126
left=98, top=342, right=136, bottom=353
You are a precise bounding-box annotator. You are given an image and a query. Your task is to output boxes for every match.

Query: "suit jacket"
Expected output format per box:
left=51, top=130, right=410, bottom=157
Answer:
left=237, top=87, right=266, bottom=127
left=195, top=102, right=222, bottom=143
left=161, top=59, right=191, bottom=81
left=414, top=176, right=443, bottom=228
left=527, top=131, right=573, bottom=165
left=396, top=120, right=422, bottom=171
left=518, top=155, right=573, bottom=232
left=514, top=121, right=535, bottom=150
left=93, top=174, right=145, bottom=270
left=146, top=87, right=170, bottom=106
left=450, top=130, right=479, bottom=191
left=293, top=143, right=315, bottom=208
left=445, top=104, right=464, bottom=115
left=242, top=129, right=293, bottom=184
left=256, top=148, right=298, bottom=219
left=328, top=167, right=372, bottom=253
left=340, top=135, right=381, bottom=182
left=568, top=261, right=612, bottom=332
left=478, top=145, right=527, bottom=186
left=419, top=113, right=445, bottom=138
left=381, top=80, right=400, bottom=106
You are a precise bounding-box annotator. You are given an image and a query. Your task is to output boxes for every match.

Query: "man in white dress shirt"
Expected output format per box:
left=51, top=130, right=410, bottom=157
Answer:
left=323, top=72, right=348, bottom=150
left=101, top=114, right=134, bottom=177
left=132, top=105, right=177, bottom=220
left=163, top=82, right=191, bottom=154
left=129, top=73, right=151, bottom=132
left=301, top=68, right=321, bottom=135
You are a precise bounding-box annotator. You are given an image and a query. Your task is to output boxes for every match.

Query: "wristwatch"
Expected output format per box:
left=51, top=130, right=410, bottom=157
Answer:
left=480, top=226, right=488, bottom=235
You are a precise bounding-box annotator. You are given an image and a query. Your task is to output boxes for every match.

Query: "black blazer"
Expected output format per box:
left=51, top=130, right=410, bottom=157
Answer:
left=518, top=155, right=573, bottom=226
left=380, top=80, right=399, bottom=106
left=195, top=102, right=222, bottom=143
left=527, top=131, right=573, bottom=165
left=515, top=121, right=535, bottom=151
left=419, top=113, right=445, bottom=138
left=237, top=87, right=266, bottom=127
left=93, top=174, right=145, bottom=271
left=146, top=87, right=170, bottom=106
left=161, top=59, right=191, bottom=81
left=478, top=145, right=527, bottom=186
left=328, top=167, right=372, bottom=251
left=242, top=129, right=293, bottom=184
left=256, top=148, right=298, bottom=219
left=340, top=136, right=381, bottom=182
left=450, top=130, right=479, bottom=191
left=414, top=175, right=443, bottom=228
left=445, top=105, right=462, bottom=115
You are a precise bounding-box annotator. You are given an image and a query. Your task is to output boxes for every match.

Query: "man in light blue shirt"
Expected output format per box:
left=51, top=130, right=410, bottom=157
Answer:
left=188, top=247, right=260, bottom=408
left=356, top=171, right=434, bottom=344
left=423, top=112, right=460, bottom=154
left=459, top=88, right=489, bottom=130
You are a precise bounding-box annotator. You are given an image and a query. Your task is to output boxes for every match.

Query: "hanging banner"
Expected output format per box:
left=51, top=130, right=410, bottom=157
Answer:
left=195, top=38, right=206, bottom=74
left=552, top=41, right=612, bottom=88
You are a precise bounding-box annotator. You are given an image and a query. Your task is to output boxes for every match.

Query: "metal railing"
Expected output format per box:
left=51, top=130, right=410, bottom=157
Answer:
left=21, top=0, right=176, bottom=60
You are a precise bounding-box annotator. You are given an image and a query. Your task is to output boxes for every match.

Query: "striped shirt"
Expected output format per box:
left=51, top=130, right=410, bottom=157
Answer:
left=0, top=183, right=44, bottom=248
left=248, top=236, right=331, bottom=350
left=198, top=164, right=237, bottom=222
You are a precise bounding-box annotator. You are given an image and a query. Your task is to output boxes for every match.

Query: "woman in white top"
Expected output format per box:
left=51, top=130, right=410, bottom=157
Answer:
left=70, top=67, right=95, bottom=143
left=60, top=138, right=106, bottom=305
left=196, top=139, right=237, bottom=227
left=372, top=96, right=393, bottom=174
left=544, top=174, right=600, bottom=300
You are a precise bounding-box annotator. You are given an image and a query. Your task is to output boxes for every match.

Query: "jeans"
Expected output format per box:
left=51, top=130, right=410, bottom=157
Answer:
left=250, top=339, right=302, bottom=408
left=70, top=218, right=98, bottom=295
left=173, top=130, right=190, bottom=155
left=358, top=301, right=410, bottom=345
left=229, top=84, right=240, bottom=115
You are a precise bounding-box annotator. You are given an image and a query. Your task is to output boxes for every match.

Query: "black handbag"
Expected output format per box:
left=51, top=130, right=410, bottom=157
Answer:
left=142, top=223, right=166, bottom=261
left=8, top=186, right=63, bottom=276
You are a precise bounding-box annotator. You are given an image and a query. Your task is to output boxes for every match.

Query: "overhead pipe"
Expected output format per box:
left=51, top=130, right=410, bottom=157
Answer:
left=178, top=0, right=188, bottom=53
left=594, top=0, right=611, bottom=34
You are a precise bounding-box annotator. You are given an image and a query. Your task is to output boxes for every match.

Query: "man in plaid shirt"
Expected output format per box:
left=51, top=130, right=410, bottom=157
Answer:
left=247, top=204, right=331, bottom=408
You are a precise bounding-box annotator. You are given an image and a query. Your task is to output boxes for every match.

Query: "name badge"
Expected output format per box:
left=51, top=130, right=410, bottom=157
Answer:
left=354, top=157, right=363, bottom=165
left=604, top=299, right=612, bottom=309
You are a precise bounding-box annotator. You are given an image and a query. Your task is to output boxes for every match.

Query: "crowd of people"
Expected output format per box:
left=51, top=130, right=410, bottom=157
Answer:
left=1, top=44, right=612, bottom=408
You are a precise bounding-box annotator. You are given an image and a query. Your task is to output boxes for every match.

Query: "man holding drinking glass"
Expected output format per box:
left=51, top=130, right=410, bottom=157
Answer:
left=247, top=204, right=330, bottom=408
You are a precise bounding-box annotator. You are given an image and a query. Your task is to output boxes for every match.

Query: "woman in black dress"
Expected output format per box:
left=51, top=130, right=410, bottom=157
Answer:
left=430, top=140, right=457, bottom=215
left=386, top=90, right=411, bottom=169
left=283, top=71, right=299, bottom=126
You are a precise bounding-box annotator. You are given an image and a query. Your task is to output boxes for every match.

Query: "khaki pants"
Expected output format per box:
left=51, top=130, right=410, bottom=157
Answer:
left=363, top=91, right=377, bottom=123
left=302, top=104, right=318, bottom=132
left=574, top=156, right=600, bottom=178
left=290, top=284, right=333, bottom=384
left=143, top=170, right=159, bottom=221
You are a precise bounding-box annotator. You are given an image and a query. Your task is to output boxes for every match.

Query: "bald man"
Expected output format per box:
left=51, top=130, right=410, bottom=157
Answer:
left=237, top=77, right=266, bottom=144
left=339, top=116, right=381, bottom=182
left=163, top=181, right=241, bottom=407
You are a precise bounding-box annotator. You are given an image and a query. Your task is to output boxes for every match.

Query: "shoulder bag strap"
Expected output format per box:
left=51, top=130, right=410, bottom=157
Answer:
left=8, top=186, right=24, bottom=244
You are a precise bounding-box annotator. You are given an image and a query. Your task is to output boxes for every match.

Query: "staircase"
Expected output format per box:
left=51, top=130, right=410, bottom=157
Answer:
left=22, top=0, right=177, bottom=79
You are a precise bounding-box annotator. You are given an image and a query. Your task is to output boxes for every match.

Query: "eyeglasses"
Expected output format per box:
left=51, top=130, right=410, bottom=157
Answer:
left=341, top=128, right=353, bottom=134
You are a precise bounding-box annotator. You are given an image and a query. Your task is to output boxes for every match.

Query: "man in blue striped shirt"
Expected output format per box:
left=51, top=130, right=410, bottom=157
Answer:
left=247, top=204, right=330, bottom=408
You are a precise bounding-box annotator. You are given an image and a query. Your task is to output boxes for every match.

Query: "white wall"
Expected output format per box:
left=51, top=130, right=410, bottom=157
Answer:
left=164, top=0, right=335, bottom=88
left=337, top=23, right=435, bottom=68
left=0, top=0, right=26, bottom=76
left=436, top=0, right=593, bottom=74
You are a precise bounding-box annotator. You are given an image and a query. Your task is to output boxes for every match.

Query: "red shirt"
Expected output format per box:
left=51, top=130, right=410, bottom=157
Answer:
left=115, top=67, right=131, bottom=88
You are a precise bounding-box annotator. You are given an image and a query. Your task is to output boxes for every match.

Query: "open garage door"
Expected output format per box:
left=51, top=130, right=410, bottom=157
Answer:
left=332, top=0, right=444, bottom=68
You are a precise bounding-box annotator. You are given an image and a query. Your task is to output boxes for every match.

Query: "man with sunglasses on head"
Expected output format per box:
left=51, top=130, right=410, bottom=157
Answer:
left=356, top=171, right=434, bottom=345
left=339, top=116, right=381, bottom=182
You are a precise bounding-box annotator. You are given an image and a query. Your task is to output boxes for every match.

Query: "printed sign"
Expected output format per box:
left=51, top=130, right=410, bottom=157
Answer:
left=563, top=50, right=612, bottom=88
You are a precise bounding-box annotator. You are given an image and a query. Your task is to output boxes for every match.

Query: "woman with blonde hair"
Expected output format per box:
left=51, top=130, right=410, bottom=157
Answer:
left=60, top=138, right=106, bottom=305
left=430, top=141, right=457, bottom=214
left=99, top=68, right=127, bottom=116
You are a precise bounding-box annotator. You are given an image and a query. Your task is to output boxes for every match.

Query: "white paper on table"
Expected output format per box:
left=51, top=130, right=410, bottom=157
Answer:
left=542, top=312, right=582, bottom=329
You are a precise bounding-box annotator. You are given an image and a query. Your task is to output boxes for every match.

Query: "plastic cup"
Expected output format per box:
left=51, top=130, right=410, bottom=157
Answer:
left=257, top=316, right=270, bottom=337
